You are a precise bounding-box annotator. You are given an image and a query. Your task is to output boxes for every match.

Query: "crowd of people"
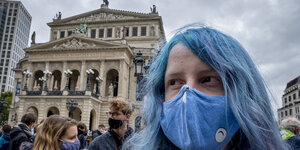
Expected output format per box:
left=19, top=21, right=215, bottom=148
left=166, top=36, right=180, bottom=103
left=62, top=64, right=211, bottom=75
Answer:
left=1, top=24, right=300, bottom=150
left=0, top=98, right=133, bottom=150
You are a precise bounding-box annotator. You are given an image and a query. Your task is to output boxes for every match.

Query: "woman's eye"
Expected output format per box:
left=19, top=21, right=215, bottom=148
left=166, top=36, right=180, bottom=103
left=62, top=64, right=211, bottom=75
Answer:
left=169, top=79, right=182, bottom=86
left=202, top=77, right=220, bottom=83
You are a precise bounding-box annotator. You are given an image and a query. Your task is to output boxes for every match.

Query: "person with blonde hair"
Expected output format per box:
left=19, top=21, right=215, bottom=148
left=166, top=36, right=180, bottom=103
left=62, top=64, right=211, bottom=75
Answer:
left=33, top=115, right=79, bottom=150
left=280, top=117, right=300, bottom=149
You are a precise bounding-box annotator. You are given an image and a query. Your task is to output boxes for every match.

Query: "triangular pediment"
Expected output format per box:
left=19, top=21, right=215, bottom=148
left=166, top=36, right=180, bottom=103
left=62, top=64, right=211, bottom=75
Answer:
left=26, top=35, right=128, bottom=51
left=48, top=7, right=160, bottom=26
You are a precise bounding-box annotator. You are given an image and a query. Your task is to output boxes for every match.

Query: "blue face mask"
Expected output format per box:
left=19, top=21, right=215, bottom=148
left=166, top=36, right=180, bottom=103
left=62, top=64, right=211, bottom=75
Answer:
left=60, top=140, right=80, bottom=150
left=161, top=85, right=240, bottom=150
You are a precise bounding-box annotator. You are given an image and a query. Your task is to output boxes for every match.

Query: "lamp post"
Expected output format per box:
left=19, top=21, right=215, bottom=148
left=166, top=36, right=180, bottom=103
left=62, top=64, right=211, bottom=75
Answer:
left=64, top=69, right=73, bottom=90
left=96, top=76, right=103, bottom=95
left=22, top=70, right=32, bottom=91
left=43, top=70, right=52, bottom=91
left=0, top=97, right=8, bottom=124
left=86, top=69, right=94, bottom=91
left=66, top=99, right=78, bottom=118
left=133, top=51, right=145, bottom=101
left=38, top=77, right=46, bottom=91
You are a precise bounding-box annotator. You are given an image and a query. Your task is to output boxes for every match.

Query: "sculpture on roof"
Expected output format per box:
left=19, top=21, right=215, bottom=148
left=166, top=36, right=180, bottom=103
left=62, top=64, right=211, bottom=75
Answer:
left=31, top=31, right=36, bottom=44
left=103, top=0, right=109, bottom=6
left=72, top=24, right=88, bottom=35
left=150, top=5, right=157, bottom=14
left=53, top=11, right=62, bottom=21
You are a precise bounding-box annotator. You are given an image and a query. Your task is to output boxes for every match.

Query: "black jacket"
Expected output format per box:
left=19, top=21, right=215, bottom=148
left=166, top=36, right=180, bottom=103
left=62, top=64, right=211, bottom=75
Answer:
left=9, top=124, right=33, bottom=150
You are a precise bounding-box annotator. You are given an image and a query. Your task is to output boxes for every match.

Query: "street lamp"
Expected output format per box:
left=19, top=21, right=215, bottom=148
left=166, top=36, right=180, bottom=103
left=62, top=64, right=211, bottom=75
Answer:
left=133, top=51, right=145, bottom=101
left=66, top=99, right=78, bottom=118
left=22, top=70, right=32, bottom=91
left=38, top=77, right=46, bottom=91
left=43, top=70, right=52, bottom=91
left=95, top=76, right=103, bottom=95
left=86, top=69, right=94, bottom=91
left=64, top=69, right=73, bottom=90
left=133, top=51, right=145, bottom=82
left=0, top=97, right=8, bottom=123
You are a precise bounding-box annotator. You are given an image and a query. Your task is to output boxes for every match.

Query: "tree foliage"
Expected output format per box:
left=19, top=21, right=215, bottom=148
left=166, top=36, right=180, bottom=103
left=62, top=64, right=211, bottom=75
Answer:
left=0, top=92, right=12, bottom=125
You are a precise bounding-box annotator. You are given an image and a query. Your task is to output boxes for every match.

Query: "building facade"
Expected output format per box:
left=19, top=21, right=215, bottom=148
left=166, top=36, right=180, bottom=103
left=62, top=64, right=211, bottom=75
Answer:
left=0, top=0, right=31, bottom=93
left=277, top=75, right=300, bottom=124
left=9, top=3, right=165, bottom=130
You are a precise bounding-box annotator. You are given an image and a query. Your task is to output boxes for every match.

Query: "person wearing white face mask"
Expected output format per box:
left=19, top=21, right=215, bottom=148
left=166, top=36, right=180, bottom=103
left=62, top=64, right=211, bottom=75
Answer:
left=122, top=24, right=290, bottom=150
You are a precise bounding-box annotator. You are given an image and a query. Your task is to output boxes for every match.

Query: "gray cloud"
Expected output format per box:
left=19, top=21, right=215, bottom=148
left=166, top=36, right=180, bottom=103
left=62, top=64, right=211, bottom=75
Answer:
left=20, top=0, right=300, bottom=109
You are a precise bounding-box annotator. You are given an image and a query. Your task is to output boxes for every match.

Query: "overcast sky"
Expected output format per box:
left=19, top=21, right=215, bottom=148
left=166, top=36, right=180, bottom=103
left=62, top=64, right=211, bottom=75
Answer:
left=20, top=0, right=300, bottom=110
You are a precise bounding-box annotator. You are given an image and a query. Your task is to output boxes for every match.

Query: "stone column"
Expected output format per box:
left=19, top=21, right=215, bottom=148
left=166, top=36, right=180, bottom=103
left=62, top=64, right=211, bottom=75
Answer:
left=49, top=75, right=54, bottom=91
left=82, top=99, right=91, bottom=130
left=57, top=30, right=60, bottom=40
left=45, top=62, right=50, bottom=90
left=27, top=62, right=33, bottom=90
left=138, top=26, right=141, bottom=36
left=99, top=60, right=105, bottom=97
left=96, top=28, right=99, bottom=38
left=88, top=28, right=91, bottom=37
left=118, top=60, right=125, bottom=98
left=80, top=61, right=86, bottom=91
left=61, top=61, right=67, bottom=90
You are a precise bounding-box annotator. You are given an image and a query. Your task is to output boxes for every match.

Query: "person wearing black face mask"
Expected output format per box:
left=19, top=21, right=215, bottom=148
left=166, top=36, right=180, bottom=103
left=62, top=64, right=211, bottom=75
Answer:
left=88, top=99, right=133, bottom=150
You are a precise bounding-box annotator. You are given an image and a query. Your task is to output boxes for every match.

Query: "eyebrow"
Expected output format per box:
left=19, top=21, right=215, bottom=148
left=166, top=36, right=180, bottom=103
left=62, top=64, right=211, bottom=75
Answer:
left=165, top=68, right=217, bottom=78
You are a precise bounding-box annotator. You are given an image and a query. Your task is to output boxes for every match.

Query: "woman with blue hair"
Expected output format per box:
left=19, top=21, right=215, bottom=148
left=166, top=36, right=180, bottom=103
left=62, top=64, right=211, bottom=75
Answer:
left=123, top=24, right=288, bottom=150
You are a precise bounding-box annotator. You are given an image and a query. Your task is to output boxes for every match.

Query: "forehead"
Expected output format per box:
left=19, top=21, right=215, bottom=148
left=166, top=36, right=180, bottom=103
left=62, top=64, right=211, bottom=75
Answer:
left=109, top=108, right=123, bottom=113
left=166, top=43, right=212, bottom=72
left=65, top=125, right=77, bottom=136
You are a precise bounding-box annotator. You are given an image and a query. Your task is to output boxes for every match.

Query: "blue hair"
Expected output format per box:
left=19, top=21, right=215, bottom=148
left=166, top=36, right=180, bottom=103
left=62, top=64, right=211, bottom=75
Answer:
left=123, top=24, right=287, bottom=149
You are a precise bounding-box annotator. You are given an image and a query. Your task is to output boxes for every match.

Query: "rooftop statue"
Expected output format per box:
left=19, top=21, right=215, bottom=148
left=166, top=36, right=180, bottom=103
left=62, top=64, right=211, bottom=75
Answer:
left=103, top=0, right=109, bottom=6
left=150, top=5, right=157, bottom=14
left=31, top=31, right=36, bottom=44
left=53, top=11, right=62, bottom=21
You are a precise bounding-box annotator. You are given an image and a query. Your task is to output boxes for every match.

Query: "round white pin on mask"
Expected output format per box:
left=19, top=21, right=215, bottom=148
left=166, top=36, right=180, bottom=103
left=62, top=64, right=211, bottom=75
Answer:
left=215, top=128, right=227, bottom=143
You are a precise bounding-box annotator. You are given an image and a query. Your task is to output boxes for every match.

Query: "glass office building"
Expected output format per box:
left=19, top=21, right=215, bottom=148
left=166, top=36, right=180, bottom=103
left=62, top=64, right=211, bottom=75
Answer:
left=0, top=0, right=31, bottom=92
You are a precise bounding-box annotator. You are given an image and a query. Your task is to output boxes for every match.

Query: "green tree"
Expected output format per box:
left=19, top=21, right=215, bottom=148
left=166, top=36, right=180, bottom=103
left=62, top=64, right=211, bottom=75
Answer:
left=0, top=92, right=12, bottom=125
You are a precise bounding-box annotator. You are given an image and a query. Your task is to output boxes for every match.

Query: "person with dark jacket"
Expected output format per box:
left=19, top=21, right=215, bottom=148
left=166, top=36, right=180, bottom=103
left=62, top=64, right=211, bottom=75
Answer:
left=0, top=124, right=11, bottom=150
left=10, top=113, right=36, bottom=150
left=92, top=124, right=105, bottom=140
left=89, top=99, right=133, bottom=150
left=77, top=122, right=88, bottom=150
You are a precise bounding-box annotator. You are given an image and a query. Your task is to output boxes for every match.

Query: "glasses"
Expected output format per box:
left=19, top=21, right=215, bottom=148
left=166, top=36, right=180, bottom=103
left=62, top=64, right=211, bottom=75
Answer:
left=106, top=112, right=122, bottom=118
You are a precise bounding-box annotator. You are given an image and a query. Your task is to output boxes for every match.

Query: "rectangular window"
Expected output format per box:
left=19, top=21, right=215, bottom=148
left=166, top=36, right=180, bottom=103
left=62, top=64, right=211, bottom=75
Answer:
left=99, top=29, right=104, bottom=38
left=285, top=98, right=287, bottom=104
left=289, top=96, right=291, bottom=101
left=125, top=27, right=129, bottom=37
left=60, top=31, right=65, bottom=38
left=141, top=26, right=147, bottom=36
left=68, top=31, right=72, bottom=36
left=132, top=27, right=138, bottom=36
left=107, top=28, right=112, bottom=37
left=281, top=112, right=283, bottom=118
left=290, top=109, right=293, bottom=115
left=285, top=111, right=288, bottom=116
left=91, top=29, right=96, bottom=38
left=294, top=94, right=296, bottom=100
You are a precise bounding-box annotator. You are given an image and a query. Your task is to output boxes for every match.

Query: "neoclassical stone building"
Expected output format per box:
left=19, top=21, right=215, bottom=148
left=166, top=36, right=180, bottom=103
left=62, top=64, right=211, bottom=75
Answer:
left=9, top=4, right=165, bottom=130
